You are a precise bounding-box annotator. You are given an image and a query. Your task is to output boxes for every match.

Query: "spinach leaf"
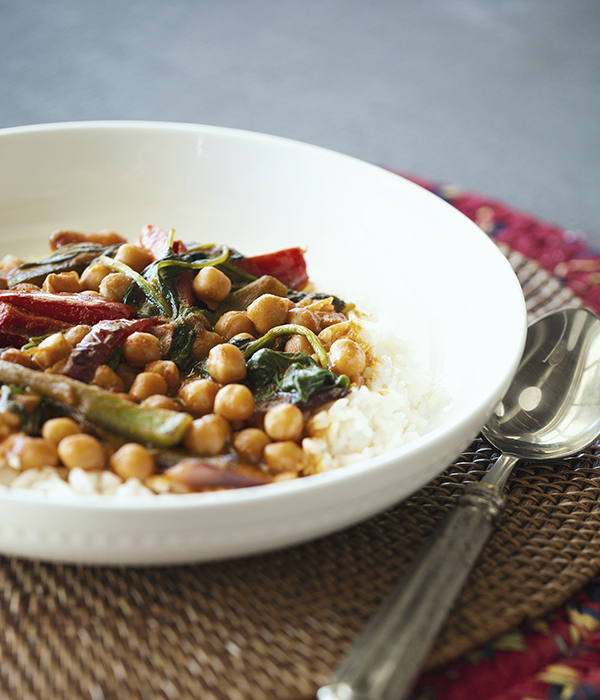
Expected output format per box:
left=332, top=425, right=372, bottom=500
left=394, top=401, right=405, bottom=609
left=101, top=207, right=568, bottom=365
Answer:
left=245, top=348, right=350, bottom=406
left=6, top=243, right=119, bottom=288
left=286, top=291, right=347, bottom=313
left=125, top=244, right=230, bottom=318
left=168, top=319, right=197, bottom=373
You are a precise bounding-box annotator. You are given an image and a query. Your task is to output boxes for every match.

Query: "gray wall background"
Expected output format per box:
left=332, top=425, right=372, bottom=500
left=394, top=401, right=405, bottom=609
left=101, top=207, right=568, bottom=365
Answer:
left=1, top=0, right=599, bottom=243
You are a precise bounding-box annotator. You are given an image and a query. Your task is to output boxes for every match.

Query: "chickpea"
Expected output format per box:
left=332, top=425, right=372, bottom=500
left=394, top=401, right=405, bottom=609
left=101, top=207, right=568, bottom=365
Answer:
left=206, top=344, right=247, bottom=384
left=264, top=404, right=304, bottom=442
left=0, top=254, right=23, bottom=275
left=0, top=348, right=37, bottom=369
left=140, top=395, right=183, bottom=411
left=93, top=365, right=125, bottom=393
left=0, top=432, right=22, bottom=457
left=114, top=244, right=153, bottom=273
left=129, top=372, right=168, bottom=402
left=177, top=379, right=220, bottom=417
left=247, top=294, right=290, bottom=335
left=233, top=428, right=271, bottom=462
left=57, top=434, right=106, bottom=471
left=34, top=332, right=71, bottom=370
left=213, top=384, right=255, bottom=422
left=263, top=441, right=305, bottom=472
left=109, top=443, right=155, bottom=481
left=99, top=272, right=132, bottom=302
left=214, top=311, right=256, bottom=341
left=79, top=263, right=112, bottom=292
left=63, top=325, right=91, bottom=347
left=41, top=417, right=82, bottom=446
left=183, top=414, right=230, bottom=455
left=0, top=419, right=13, bottom=442
left=121, top=332, right=161, bottom=367
left=284, top=334, right=313, bottom=355
left=329, top=338, right=367, bottom=377
left=5, top=436, right=59, bottom=471
left=144, top=360, right=180, bottom=394
left=287, top=307, right=318, bottom=333
left=192, top=266, right=232, bottom=303
left=192, top=329, right=223, bottom=360
left=42, top=271, right=80, bottom=293
left=0, top=411, right=21, bottom=431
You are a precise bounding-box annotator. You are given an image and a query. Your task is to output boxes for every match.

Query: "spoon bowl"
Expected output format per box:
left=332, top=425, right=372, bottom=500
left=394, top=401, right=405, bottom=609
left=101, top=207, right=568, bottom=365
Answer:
left=483, top=306, right=600, bottom=462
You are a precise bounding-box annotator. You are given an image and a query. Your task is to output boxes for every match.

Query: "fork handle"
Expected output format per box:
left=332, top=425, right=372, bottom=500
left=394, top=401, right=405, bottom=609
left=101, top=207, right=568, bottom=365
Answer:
left=317, top=482, right=506, bottom=700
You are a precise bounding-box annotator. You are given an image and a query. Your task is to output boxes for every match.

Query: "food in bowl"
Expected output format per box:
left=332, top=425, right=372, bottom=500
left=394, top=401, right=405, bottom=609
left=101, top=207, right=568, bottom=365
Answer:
left=0, top=223, right=444, bottom=497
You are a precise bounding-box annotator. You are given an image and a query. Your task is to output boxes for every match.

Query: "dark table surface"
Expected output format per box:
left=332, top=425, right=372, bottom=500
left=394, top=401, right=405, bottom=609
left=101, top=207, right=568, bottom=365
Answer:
left=1, top=0, right=598, bottom=243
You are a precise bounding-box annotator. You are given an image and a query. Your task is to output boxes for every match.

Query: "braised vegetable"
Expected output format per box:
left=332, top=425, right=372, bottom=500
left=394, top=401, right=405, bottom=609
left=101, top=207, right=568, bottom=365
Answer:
left=62, top=318, right=157, bottom=382
left=139, top=224, right=188, bottom=260
left=0, top=360, right=191, bottom=448
left=4, top=242, right=117, bottom=287
left=233, top=248, right=308, bottom=290
left=245, top=348, right=350, bottom=408
left=49, top=230, right=127, bottom=251
left=0, top=225, right=370, bottom=493
left=0, top=302, right=72, bottom=336
left=164, top=457, right=270, bottom=490
left=0, top=290, right=134, bottom=324
left=212, top=275, right=288, bottom=320
left=0, top=331, right=27, bottom=349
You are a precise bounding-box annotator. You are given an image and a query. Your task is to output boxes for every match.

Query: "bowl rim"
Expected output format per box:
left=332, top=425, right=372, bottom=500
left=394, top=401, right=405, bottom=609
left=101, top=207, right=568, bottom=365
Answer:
left=0, top=119, right=528, bottom=511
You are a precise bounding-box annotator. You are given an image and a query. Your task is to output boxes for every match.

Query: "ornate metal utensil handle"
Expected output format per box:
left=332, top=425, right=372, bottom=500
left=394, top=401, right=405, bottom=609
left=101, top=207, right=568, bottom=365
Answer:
left=317, top=481, right=506, bottom=700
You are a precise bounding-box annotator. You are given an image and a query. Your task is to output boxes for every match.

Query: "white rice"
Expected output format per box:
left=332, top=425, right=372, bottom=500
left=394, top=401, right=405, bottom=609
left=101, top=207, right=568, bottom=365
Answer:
left=0, top=465, right=154, bottom=497
left=303, top=315, right=447, bottom=471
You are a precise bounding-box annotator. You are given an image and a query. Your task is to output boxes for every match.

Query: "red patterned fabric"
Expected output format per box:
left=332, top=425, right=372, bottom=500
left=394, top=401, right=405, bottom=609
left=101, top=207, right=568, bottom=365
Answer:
left=403, top=173, right=600, bottom=316
left=413, top=580, right=600, bottom=700
left=396, top=172, right=600, bottom=700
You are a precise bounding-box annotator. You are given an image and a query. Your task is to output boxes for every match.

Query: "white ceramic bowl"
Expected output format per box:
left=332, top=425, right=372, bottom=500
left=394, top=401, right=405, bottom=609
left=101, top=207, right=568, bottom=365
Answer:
left=0, top=121, right=527, bottom=565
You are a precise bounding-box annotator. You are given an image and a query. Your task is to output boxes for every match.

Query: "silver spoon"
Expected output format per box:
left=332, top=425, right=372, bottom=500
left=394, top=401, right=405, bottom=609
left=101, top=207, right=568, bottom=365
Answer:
left=318, top=306, right=600, bottom=700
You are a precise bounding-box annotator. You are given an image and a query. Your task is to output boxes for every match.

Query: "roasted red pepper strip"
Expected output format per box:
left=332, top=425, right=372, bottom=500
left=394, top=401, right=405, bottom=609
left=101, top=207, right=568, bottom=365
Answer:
left=49, top=230, right=127, bottom=251
left=0, top=291, right=134, bottom=324
left=235, top=247, right=308, bottom=290
left=0, top=332, right=28, bottom=349
left=62, top=318, right=157, bottom=382
left=0, top=302, right=72, bottom=336
left=139, top=224, right=188, bottom=261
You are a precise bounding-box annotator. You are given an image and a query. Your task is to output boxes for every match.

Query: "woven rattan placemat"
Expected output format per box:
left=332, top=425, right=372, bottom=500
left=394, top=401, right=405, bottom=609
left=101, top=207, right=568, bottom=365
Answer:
left=1, top=247, right=598, bottom=700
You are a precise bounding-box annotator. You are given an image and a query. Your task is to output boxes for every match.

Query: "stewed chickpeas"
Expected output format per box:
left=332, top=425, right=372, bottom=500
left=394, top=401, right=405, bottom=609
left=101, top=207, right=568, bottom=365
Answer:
left=193, top=266, right=232, bottom=303
left=184, top=414, right=230, bottom=455
left=264, top=403, right=304, bottom=442
left=0, top=228, right=372, bottom=493
left=121, top=332, right=162, bottom=367
left=109, top=443, right=155, bottom=481
left=328, top=338, right=367, bottom=378
left=41, top=417, right=82, bottom=445
left=214, top=384, right=255, bottom=422
left=206, top=344, right=247, bottom=384
left=57, top=434, right=106, bottom=471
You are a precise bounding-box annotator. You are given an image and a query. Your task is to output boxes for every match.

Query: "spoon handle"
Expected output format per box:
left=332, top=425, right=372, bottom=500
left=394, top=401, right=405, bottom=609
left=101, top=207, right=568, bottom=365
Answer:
left=317, top=482, right=506, bottom=700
